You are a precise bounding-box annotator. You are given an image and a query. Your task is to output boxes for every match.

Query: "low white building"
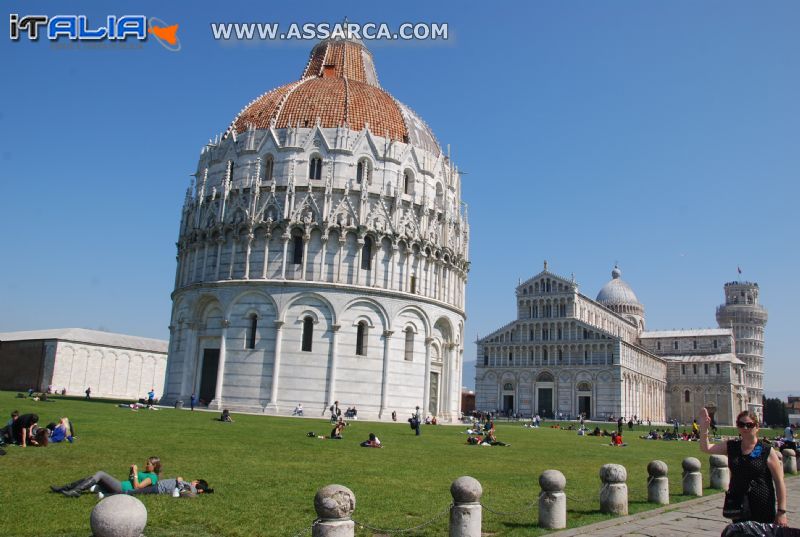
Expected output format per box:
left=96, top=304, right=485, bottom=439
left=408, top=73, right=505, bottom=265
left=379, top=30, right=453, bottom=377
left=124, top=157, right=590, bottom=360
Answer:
left=0, top=328, right=168, bottom=400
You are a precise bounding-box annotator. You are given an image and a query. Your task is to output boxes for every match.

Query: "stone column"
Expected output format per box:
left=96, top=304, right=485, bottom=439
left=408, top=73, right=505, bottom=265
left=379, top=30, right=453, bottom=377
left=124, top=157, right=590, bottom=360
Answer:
left=422, top=337, right=433, bottom=417
left=682, top=457, right=703, bottom=496
left=210, top=319, right=229, bottom=410
left=389, top=243, right=398, bottom=290
left=355, top=238, right=363, bottom=285
left=280, top=235, right=289, bottom=279
left=379, top=330, right=394, bottom=419
left=709, top=455, right=730, bottom=489
left=181, top=322, right=198, bottom=399
left=266, top=320, right=285, bottom=412
left=243, top=232, right=253, bottom=279
left=301, top=233, right=310, bottom=280
left=647, top=460, right=669, bottom=505
left=214, top=236, right=224, bottom=280
left=325, top=325, right=341, bottom=411
left=260, top=232, right=271, bottom=279
left=783, top=449, right=797, bottom=475
left=312, top=484, right=355, bottom=537
left=599, top=464, right=628, bottom=515
left=336, top=237, right=345, bottom=283
left=201, top=242, right=209, bottom=281
left=538, top=470, right=566, bottom=529
left=320, top=235, right=328, bottom=282
left=227, top=236, right=237, bottom=279
left=449, top=476, right=482, bottom=537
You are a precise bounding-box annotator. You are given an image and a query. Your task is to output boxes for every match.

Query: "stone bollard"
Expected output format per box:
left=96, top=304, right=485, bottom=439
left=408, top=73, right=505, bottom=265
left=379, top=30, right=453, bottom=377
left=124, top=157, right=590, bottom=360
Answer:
left=538, top=469, right=567, bottom=529
left=90, top=495, right=147, bottom=537
left=313, top=484, right=356, bottom=537
left=783, top=449, right=798, bottom=475
left=682, top=457, right=703, bottom=496
left=647, top=460, right=669, bottom=505
left=709, top=455, right=730, bottom=490
left=599, top=464, right=628, bottom=516
left=449, top=476, right=482, bottom=537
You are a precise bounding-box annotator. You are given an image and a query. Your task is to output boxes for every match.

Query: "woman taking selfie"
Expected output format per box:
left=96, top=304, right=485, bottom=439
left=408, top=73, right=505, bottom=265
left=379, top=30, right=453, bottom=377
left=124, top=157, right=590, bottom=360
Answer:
left=51, top=456, right=161, bottom=497
left=699, top=407, right=788, bottom=527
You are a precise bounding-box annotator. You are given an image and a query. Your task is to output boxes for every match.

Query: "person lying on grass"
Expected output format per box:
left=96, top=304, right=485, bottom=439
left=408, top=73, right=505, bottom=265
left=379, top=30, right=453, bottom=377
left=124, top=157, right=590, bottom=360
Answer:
left=123, top=477, right=213, bottom=497
left=360, top=433, right=382, bottom=448
left=51, top=456, right=161, bottom=497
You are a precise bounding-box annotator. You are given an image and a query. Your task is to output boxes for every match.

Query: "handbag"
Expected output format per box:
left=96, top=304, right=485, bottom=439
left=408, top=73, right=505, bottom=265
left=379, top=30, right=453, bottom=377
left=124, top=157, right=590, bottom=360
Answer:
left=722, top=483, right=752, bottom=520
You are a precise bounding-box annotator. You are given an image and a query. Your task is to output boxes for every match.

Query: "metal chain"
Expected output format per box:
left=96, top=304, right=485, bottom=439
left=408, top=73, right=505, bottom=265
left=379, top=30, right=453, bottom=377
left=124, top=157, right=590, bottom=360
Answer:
left=352, top=503, right=452, bottom=534
left=480, top=498, right=537, bottom=517
left=287, top=518, right=320, bottom=537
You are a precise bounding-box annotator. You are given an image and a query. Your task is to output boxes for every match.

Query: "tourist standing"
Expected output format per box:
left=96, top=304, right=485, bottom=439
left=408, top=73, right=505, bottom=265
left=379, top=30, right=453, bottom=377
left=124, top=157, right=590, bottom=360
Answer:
left=190, top=393, right=197, bottom=411
left=699, top=407, right=788, bottom=526
left=85, top=387, right=91, bottom=399
left=147, top=388, right=155, bottom=407
left=413, top=406, right=422, bottom=436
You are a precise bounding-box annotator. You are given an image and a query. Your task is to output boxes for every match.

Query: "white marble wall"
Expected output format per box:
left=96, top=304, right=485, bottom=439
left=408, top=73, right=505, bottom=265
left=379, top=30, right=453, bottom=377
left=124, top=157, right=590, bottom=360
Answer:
left=48, top=341, right=167, bottom=400
left=163, top=283, right=465, bottom=421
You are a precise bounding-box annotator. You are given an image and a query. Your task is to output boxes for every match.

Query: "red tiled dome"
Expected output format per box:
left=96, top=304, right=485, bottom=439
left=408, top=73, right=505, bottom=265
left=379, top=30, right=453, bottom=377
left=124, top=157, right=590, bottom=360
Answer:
left=226, top=38, right=440, bottom=155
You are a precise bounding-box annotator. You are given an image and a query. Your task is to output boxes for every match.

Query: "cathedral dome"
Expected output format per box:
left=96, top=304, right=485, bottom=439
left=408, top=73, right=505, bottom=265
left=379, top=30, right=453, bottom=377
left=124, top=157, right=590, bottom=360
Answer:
left=596, top=265, right=641, bottom=306
left=225, top=37, right=441, bottom=155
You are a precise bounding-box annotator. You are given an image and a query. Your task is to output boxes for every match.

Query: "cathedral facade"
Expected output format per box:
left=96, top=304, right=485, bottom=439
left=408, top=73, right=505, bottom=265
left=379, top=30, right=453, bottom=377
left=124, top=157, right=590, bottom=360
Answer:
left=475, top=264, right=766, bottom=425
left=161, top=38, right=469, bottom=420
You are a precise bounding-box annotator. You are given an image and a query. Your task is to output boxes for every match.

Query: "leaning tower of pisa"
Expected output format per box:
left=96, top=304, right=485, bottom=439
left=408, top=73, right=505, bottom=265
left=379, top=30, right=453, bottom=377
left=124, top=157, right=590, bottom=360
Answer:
left=716, top=281, right=768, bottom=419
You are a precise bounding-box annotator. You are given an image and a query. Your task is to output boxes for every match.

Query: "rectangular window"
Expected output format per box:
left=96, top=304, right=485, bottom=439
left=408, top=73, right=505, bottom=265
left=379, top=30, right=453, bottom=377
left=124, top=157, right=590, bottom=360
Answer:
left=713, top=339, right=718, bottom=349
left=673, top=341, right=679, bottom=350
left=681, top=364, right=686, bottom=375
left=483, top=355, right=488, bottom=366
left=693, top=340, right=698, bottom=350
left=410, top=276, right=416, bottom=294
left=405, top=330, right=414, bottom=361
left=693, top=364, right=697, bottom=374
left=246, top=315, right=257, bottom=349
left=657, top=341, right=662, bottom=350
left=704, top=364, right=709, bottom=375
left=716, top=364, right=720, bottom=374
left=301, top=318, right=313, bottom=352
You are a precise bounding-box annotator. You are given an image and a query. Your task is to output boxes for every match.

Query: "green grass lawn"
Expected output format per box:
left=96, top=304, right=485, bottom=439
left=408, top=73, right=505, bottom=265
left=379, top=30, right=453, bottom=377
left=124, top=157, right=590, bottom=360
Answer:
left=0, top=391, right=771, bottom=536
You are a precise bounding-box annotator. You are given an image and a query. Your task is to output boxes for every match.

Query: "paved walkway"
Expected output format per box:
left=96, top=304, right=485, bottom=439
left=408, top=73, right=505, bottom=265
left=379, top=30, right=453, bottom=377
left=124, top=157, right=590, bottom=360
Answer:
left=547, top=476, right=800, bottom=536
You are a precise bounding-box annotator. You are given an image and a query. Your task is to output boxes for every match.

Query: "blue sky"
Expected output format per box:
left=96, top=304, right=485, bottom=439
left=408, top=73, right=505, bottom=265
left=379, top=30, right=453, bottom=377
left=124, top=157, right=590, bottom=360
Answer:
left=1, top=1, right=798, bottom=394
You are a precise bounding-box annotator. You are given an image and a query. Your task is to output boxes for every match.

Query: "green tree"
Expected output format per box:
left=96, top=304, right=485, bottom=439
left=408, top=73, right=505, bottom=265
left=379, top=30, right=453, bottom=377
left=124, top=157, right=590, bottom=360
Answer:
left=762, top=396, right=788, bottom=427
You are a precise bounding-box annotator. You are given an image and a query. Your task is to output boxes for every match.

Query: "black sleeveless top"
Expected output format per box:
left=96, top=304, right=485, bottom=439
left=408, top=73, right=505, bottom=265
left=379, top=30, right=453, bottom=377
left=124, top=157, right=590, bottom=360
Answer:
left=726, top=439, right=776, bottom=523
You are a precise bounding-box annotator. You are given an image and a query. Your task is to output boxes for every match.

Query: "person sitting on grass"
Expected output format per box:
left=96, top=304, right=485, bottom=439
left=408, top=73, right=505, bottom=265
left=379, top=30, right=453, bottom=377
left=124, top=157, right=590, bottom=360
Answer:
left=11, top=413, right=39, bottom=447
left=46, top=417, right=75, bottom=444
left=610, top=432, right=626, bottom=447
left=360, top=433, right=382, bottom=448
left=51, top=456, right=162, bottom=497
left=219, top=409, right=234, bottom=422
left=330, top=419, right=346, bottom=439
left=0, top=411, right=19, bottom=445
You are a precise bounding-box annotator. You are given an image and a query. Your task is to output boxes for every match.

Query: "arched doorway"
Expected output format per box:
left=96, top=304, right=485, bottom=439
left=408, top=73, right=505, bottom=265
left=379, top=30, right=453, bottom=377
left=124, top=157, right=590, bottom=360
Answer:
left=502, top=382, right=515, bottom=415
left=535, top=372, right=555, bottom=418
left=577, top=381, right=592, bottom=419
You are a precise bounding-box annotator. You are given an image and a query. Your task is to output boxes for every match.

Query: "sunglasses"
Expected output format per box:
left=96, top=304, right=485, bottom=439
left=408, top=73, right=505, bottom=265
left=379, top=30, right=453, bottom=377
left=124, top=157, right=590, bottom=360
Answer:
left=736, top=421, right=756, bottom=429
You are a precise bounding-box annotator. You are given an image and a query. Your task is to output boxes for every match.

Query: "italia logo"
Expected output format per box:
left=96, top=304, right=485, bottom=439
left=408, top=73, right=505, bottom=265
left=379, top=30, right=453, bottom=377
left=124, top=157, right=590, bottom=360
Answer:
left=9, top=14, right=181, bottom=51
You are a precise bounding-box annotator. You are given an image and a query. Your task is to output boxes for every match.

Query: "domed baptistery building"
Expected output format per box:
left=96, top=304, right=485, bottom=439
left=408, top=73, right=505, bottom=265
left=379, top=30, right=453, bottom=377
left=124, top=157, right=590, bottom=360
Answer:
left=161, top=38, right=469, bottom=420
